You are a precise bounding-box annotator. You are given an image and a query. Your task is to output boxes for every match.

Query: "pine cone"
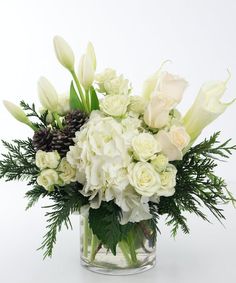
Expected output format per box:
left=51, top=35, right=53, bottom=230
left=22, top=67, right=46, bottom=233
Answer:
left=51, top=129, right=74, bottom=157
left=32, top=128, right=53, bottom=152
left=64, top=110, right=88, bottom=138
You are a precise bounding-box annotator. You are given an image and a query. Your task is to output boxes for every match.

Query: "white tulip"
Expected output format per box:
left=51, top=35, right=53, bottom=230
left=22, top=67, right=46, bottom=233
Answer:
left=57, top=93, right=70, bottom=116
left=183, top=75, right=235, bottom=142
left=3, top=100, right=33, bottom=128
left=86, top=42, right=96, bottom=70
left=38, top=77, right=58, bottom=112
left=53, top=36, right=75, bottom=71
left=78, top=54, right=95, bottom=90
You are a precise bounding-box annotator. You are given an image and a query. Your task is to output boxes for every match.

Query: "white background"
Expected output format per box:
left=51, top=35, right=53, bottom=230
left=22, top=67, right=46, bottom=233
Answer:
left=0, top=0, right=236, bottom=282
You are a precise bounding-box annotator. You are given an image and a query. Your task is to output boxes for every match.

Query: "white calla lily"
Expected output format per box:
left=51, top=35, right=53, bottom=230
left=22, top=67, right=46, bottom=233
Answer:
left=183, top=72, right=235, bottom=142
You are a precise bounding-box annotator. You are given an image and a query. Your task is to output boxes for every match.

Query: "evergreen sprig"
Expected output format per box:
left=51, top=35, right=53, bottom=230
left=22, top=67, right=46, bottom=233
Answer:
left=0, top=139, right=38, bottom=184
left=157, top=132, right=236, bottom=236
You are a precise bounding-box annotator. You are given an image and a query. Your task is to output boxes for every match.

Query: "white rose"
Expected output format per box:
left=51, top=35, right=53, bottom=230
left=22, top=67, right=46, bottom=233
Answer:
left=144, top=95, right=173, bottom=129
left=157, top=164, right=177, bottom=197
left=169, top=125, right=190, bottom=150
left=132, top=133, right=161, bottom=161
left=58, top=158, right=76, bottom=184
left=104, top=75, right=130, bottom=96
left=128, top=96, right=147, bottom=114
left=155, top=130, right=182, bottom=161
left=37, top=169, right=59, bottom=191
left=35, top=150, right=60, bottom=170
left=100, top=95, right=130, bottom=117
left=129, top=162, right=161, bottom=197
left=95, top=68, right=117, bottom=93
left=151, top=154, right=168, bottom=172
left=57, top=93, right=70, bottom=116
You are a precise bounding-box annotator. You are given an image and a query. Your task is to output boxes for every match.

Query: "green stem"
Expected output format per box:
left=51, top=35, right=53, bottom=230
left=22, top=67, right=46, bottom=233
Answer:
left=83, top=217, right=89, bottom=258
left=118, top=241, right=132, bottom=266
left=70, top=70, right=88, bottom=113
left=90, top=234, right=98, bottom=262
left=27, top=122, right=38, bottom=131
left=127, top=231, right=138, bottom=265
left=85, top=89, right=91, bottom=112
left=53, top=112, right=63, bottom=129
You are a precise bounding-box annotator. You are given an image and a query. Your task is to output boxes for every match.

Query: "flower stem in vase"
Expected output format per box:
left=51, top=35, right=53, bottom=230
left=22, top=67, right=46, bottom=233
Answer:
left=83, top=217, right=89, bottom=258
left=90, top=234, right=99, bottom=261
left=118, top=241, right=132, bottom=266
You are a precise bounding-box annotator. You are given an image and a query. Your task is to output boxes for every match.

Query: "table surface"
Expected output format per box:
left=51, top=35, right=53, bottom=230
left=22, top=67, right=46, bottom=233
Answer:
left=0, top=181, right=235, bottom=283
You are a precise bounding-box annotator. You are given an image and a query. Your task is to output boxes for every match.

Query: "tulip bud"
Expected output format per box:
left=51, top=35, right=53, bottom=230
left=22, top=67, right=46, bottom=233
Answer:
left=3, top=100, right=33, bottom=128
left=38, top=77, right=59, bottom=112
left=78, top=54, right=95, bottom=90
left=53, top=36, right=75, bottom=71
left=86, top=42, right=96, bottom=70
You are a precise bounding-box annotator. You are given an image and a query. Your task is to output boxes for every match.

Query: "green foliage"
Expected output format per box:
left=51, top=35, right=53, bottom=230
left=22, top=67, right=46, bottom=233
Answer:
left=0, top=139, right=38, bottom=184
left=20, top=101, right=48, bottom=129
left=25, top=185, right=48, bottom=210
left=89, top=201, right=134, bottom=255
left=69, top=81, right=84, bottom=111
left=38, top=184, right=88, bottom=258
left=89, top=86, right=100, bottom=111
left=158, top=132, right=236, bottom=236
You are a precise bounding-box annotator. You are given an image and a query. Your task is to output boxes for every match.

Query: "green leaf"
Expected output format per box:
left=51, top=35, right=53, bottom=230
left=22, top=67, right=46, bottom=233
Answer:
left=69, top=81, right=84, bottom=111
left=88, top=201, right=133, bottom=255
left=89, top=86, right=100, bottom=111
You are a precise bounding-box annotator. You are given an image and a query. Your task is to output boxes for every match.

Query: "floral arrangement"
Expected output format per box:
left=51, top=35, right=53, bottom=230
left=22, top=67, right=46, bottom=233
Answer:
left=1, top=36, right=235, bottom=271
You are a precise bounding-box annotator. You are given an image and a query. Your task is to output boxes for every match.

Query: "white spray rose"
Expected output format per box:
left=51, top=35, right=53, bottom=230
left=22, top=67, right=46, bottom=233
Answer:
left=96, top=68, right=117, bottom=93
left=57, top=93, right=70, bottom=116
left=104, top=75, right=130, bottom=96
left=151, top=154, right=168, bottom=172
left=157, top=164, right=177, bottom=197
left=183, top=76, right=235, bottom=142
left=132, top=133, right=161, bottom=161
left=100, top=95, right=130, bottom=117
left=58, top=158, right=76, bottom=184
left=37, top=169, right=59, bottom=191
left=35, top=150, right=60, bottom=170
left=144, top=96, right=173, bottom=129
left=169, top=125, right=190, bottom=150
left=129, top=162, right=161, bottom=197
left=129, top=96, right=147, bottom=114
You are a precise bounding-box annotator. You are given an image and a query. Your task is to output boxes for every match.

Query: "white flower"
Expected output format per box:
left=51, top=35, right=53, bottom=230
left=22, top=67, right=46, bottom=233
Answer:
left=132, top=133, right=161, bottom=161
left=53, top=36, right=75, bottom=71
left=37, top=169, right=59, bottom=191
left=95, top=68, right=117, bottom=93
left=35, top=150, right=60, bottom=170
left=129, top=96, right=147, bottom=114
left=144, top=95, right=173, bottom=128
left=100, top=95, right=130, bottom=117
left=129, top=162, right=161, bottom=197
left=78, top=43, right=96, bottom=90
left=58, top=158, right=76, bottom=184
left=183, top=75, right=235, bottom=142
left=38, top=77, right=58, bottom=112
left=151, top=154, right=168, bottom=172
left=57, top=93, right=70, bottom=116
left=169, top=125, right=190, bottom=150
left=104, top=75, right=130, bottom=95
left=157, top=164, right=177, bottom=197
left=155, top=130, right=182, bottom=161
left=156, top=72, right=188, bottom=105
left=3, top=100, right=33, bottom=128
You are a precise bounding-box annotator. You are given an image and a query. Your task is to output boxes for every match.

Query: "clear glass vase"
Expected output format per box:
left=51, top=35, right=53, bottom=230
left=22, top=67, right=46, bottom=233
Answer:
left=80, top=216, right=156, bottom=275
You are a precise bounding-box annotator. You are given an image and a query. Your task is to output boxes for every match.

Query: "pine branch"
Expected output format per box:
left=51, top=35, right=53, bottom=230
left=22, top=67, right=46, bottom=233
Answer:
left=0, top=139, right=38, bottom=184
left=25, top=185, right=48, bottom=210
left=157, top=132, right=236, bottom=236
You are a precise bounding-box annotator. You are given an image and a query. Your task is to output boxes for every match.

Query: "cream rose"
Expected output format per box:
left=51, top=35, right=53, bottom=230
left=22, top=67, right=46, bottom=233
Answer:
left=151, top=154, right=168, bottom=172
left=132, top=133, right=161, bottom=161
left=58, top=158, right=76, bottom=184
left=104, top=75, right=129, bottom=96
left=129, top=96, right=147, bottom=114
left=169, top=125, right=190, bottom=150
left=100, top=95, right=130, bottom=117
left=129, top=162, right=161, bottom=197
left=95, top=68, right=117, bottom=93
left=35, top=150, right=60, bottom=170
left=144, top=95, right=173, bottom=129
left=37, top=169, right=59, bottom=191
left=157, top=164, right=177, bottom=197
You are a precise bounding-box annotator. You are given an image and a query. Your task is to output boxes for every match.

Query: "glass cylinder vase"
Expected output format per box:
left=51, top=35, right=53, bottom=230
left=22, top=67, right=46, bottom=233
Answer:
left=80, top=216, right=156, bottom=275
